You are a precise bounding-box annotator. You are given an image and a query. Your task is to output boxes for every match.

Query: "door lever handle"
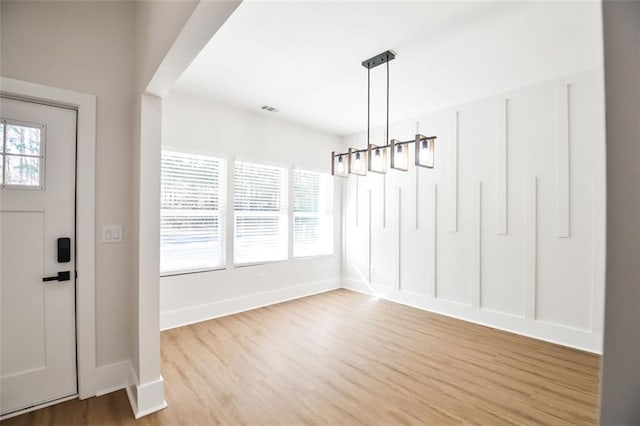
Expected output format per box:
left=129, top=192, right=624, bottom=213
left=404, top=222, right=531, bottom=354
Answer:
left=42, top=271, right=71, bottom=282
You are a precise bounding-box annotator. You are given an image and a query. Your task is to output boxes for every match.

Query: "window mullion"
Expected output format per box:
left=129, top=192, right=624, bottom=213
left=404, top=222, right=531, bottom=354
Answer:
left=288, top=164, right=294, bottom=260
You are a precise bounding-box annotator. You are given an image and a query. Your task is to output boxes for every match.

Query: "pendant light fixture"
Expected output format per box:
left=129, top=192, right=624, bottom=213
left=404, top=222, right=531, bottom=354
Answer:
left=348, top=147, right=368, bottom=176
left=331, top=50, right=438, bottom=177
left=415, top=134, right=436, bottom=168
left=331, top=151, right=349, bottom=177
left=368, top=143, right=387, bottom=174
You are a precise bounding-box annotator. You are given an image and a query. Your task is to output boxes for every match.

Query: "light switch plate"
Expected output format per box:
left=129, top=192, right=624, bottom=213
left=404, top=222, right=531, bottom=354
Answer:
left=103, top=225, right=123, bottom=243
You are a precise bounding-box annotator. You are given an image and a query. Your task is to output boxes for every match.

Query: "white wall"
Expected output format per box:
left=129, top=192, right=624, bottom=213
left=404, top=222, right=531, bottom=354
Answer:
left=599, top=0, right=640, bottom=422
left=342, top=71, right=606, bottom=353
left=1, top=1, right=206, bottom=407
left=130, top=1, right=228, bottom=416
left=159, top=91, right=343, bottom=329
left=1, top=0, right=135, bottom=368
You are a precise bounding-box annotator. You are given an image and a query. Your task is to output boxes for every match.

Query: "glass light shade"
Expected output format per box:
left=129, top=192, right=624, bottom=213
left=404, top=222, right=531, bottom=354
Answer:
left=415, top=135, right=435, bottom=168
left=331, top=151, right=349, bottom=177
left=390, top=139, right=409, bottom=171
left=348, top=147, right=367, bottom=176
left=367, top=143, right=388, bottom=174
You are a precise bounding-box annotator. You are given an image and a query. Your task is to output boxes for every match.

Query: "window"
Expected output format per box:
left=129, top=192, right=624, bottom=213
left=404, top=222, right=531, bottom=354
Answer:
left=293, top=169, right=333, bottom=257
left=160, top=151, right=225, bottom=274
left=1, top=119, right=45, bottom=189
left=234, top=161, right=288, bottom=264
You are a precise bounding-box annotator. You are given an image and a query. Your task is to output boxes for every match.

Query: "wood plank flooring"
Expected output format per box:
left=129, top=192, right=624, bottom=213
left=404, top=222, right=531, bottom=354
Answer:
left=2, top=289, right=601, bottom=425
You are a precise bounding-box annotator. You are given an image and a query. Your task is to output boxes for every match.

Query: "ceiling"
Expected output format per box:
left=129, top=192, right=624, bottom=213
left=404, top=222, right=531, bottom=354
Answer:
left=172, top=1, right=603, bottom=136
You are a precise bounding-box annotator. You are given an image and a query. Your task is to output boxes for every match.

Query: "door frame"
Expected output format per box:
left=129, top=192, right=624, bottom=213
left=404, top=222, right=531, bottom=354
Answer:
left=1, top=77, right=97, bottom=400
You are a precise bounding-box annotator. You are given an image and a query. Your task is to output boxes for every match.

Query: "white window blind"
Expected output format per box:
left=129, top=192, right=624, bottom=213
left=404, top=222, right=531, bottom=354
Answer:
left=160, top=151, right=225, bottom=274
left=234, top=161, right=288, bottom=264
left=293, top=169, right=333, bottom=257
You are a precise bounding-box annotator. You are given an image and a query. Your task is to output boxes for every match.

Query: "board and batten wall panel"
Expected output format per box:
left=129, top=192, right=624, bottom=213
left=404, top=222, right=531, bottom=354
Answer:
left=342, top=71, right=605, bottom=352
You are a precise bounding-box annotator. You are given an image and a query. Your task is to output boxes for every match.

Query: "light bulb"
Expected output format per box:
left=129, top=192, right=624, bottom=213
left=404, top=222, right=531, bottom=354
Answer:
left=393, top=142, right=408, bottom=170
left=355, top=152, right=362, bottom=173
left=372, top=148, right=383, bottom=171
left=420, top=140, right=429, bottom=164
left=416, top=138, right=434, bottom=168
left=336, top=155, right=344, bottom=173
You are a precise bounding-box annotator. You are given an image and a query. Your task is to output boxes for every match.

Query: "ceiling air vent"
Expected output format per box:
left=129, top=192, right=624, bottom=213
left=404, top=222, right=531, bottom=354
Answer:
left=261, top=105, right=279, bottom=112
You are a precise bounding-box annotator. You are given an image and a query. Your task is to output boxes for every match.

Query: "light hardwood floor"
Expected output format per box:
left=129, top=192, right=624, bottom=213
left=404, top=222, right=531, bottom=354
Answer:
left=2, top=289, right=601, bottom=425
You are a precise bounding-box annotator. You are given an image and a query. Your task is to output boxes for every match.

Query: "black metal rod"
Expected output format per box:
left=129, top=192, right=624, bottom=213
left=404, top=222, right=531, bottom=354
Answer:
left=367, top=67, right=370, bottom=148
left=386, top=57, right=389, bottom=145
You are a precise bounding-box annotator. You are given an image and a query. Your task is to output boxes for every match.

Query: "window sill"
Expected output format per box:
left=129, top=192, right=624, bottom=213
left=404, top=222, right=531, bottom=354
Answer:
left=233, top=259, right=288, bottom=268
left=292, top=253, right=335, bottom=261
left=160, top=265, right=226, bottom=277
left=233, top=253, right=335, bottom=268
left=161, top=253, right=337, bottom=277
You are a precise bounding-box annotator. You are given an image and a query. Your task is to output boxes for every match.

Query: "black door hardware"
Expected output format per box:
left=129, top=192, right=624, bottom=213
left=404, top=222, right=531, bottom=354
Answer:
left=57, top=237, right=71, bottom=263
left=42, top=271, right=71, bottom=282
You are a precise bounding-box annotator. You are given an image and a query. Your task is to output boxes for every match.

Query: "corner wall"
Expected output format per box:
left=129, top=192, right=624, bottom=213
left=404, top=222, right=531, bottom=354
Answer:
left=342, top=71, right=606, bottom=353
left=599, top=0, right=640, bottom=422
left=159, top=91, right=343, bottom=329
left=0, top=0, right=136, bottom=381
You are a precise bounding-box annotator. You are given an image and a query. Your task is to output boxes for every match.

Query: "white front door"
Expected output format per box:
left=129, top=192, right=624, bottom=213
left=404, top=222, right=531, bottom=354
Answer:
left=0, top=97, right=77, bottom=416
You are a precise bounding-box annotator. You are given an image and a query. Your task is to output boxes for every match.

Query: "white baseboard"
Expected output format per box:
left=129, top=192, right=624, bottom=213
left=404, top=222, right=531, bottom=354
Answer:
left=94, top=360, right=132, bottom=397
left=343, top=279, right=603, bottom=354
left=125, top=361, right=168, bottom=419
left=0, top=394, right=78, bottom=421
left=160, top=278, right=341, bottom=330
left=93, top=360, right=167, bottom=419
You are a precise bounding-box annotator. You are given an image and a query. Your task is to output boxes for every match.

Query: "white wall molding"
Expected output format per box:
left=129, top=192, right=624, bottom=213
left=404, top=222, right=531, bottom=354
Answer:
left=471, top=181, right=482, bottom=308
left=523, top=177, right=537, bottom=320
left=366, top=189, right=372, bottom=283
left=343, top=280, right=601, bottom=354
left=591, top=165, right=606, bottom=335
left=396, top=187, right=402, bottom=291
left=496, top=98, right=508, bottom=235
left=342, top=71, right=605, bottom=353
left=415, top=163, right=420, bottom=230
left=555, top=84, right=571, bottom=238
left=382, top=174, right=387, bottom=228
left=427, top=183, right=437, bottom=298
left=447, top=111, right=459, bottom=232
left=161, top=278, right=341, bottom=331
left=355, top=176, right=360, bottom=227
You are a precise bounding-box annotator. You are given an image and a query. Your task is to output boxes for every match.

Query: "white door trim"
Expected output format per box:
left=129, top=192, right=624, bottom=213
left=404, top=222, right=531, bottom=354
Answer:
left=1, top=76, right=97, bottom=399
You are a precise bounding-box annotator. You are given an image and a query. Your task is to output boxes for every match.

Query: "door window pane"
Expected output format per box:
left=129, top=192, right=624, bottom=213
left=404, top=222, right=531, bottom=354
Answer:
left=6, top=124, right=41, bottom=156
left=6, top=156, right=40, bottom=186
left=1, top=120, right=45, bottom=189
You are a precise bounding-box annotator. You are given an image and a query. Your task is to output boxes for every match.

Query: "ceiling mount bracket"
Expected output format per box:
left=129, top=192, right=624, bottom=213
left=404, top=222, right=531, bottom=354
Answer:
left=361, top=50, right=396, bottom=69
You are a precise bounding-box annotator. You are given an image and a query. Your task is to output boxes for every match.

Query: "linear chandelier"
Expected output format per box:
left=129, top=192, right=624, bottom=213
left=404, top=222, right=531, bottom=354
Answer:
left=331, top=50, right=437, bottom=177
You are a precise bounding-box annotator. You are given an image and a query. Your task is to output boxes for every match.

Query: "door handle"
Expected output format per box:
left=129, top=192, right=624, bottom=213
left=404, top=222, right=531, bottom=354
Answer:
left=42, top=271, right=71, bottom=282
